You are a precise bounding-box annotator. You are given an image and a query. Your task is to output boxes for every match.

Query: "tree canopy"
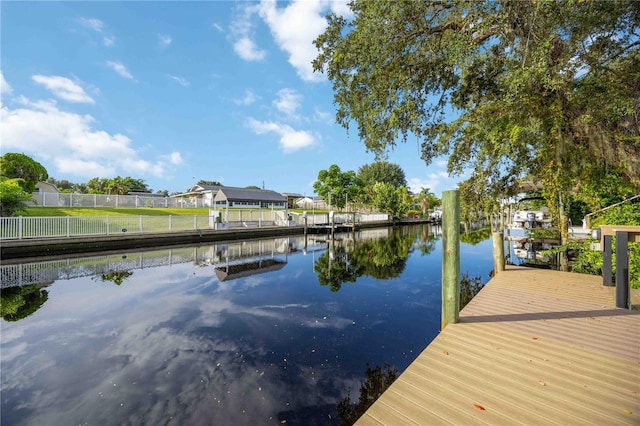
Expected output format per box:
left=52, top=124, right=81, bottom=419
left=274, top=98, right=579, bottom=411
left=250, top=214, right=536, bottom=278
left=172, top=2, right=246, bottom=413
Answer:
left=86, top=176, right=150, bottom=195
left=313, top=164, right=363, bottom=209
left=0, top=178, right=33, bottom=217
left=357, top=161, right=407, bottom=189
left=0, top=153, right=48, bottom=193
left=314, top=0, right=640, bottom=218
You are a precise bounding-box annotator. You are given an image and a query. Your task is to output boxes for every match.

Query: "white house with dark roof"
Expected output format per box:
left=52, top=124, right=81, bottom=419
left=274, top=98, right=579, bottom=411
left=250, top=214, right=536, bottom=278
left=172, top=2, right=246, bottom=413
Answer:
left=214, top=187, right=287, bottom=209
left=170, top=184, right=223, bottom=207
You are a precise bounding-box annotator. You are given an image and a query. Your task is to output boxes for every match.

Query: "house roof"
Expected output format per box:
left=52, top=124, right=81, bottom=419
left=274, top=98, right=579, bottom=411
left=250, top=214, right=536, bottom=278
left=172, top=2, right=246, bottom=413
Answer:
left=281, top=192, right=304, bottom=198
left=214, top=187, right=286, bottom=202
left=190, top=184, right=223, bottom=192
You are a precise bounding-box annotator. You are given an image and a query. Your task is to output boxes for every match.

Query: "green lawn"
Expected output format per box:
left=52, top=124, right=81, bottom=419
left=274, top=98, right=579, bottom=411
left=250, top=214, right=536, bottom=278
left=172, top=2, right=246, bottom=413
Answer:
left=23, top=207, right=216, bottom=217
left=22, top=207, right=318, bottom=217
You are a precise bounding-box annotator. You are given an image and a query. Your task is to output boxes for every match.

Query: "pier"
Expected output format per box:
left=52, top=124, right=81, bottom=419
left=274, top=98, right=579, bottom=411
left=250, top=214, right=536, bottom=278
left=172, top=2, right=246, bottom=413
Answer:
left=357, top=266, right=640, bottom=425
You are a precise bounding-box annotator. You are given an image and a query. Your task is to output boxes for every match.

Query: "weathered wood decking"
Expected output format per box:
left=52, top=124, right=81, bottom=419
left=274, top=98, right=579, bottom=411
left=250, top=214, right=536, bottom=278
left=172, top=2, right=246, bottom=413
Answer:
left=357, top=266, right=640, bottom=425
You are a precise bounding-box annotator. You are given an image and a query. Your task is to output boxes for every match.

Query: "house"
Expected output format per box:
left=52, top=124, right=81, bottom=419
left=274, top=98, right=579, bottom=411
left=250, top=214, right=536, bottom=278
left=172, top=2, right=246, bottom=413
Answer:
left=214, top=187, right=286, bottom=209
left=295, top=196, right=326, bottom=210
left=281, top=192, right=304, bottom=208
left=170, top=184, right=223, bottom=207
left=35, top=181, right=59, bottom=194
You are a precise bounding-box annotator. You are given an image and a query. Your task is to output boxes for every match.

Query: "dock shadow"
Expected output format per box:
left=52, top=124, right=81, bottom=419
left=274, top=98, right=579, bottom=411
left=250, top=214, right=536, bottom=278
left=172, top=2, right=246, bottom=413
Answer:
left=459, top=308, right=640, bottom=323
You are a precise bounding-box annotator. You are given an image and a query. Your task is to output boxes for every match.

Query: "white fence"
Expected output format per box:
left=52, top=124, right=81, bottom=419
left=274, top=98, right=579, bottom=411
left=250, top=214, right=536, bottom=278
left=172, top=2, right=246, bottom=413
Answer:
left=1, top=212, right=389, bottom=240
left=29, top=192, right=205, bottom=208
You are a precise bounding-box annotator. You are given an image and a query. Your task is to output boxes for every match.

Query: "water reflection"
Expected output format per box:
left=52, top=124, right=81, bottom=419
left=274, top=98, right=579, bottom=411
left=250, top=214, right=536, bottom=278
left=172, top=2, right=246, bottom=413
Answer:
left=1, top=225, right=492, bottom=426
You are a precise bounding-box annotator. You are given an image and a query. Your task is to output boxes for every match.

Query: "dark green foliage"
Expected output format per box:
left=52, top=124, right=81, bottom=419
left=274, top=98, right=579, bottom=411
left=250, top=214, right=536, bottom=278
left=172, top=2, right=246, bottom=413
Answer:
left=197, top=180, right=223, bottom=187
left=99, top=270, right=133, bottom=286
left=314, top=0, right=640, bottom=235
left=357, top=161, right=407, bottom=189
left=459, top=273, right=485, bottom=310
left=337, top=363, right=397, bottom=425
left=460, top=228, right=492, bottom=246
left=314, top=228, right=418, bottom=291
left=0, top=285, right=49, bottom=322
left=87, top=176, right=150, bottom=195
left=0, top=153, right=48, bottom=193
left=313, top=164, right=363, bottom=209
left=0, top=178, right=33, bottom=216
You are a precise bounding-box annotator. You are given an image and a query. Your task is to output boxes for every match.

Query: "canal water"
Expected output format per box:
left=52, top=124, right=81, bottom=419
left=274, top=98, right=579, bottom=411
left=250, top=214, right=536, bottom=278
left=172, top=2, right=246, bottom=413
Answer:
left=1, top=224, right=496, bottom=426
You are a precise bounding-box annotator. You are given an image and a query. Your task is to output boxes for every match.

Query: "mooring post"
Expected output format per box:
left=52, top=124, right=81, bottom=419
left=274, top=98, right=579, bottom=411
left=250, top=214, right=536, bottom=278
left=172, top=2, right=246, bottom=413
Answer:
left=492, top=231, right=505, bottom=274
left=615, top=231, right=630, bottom=309
left=441, top=189, right=460, bottom=330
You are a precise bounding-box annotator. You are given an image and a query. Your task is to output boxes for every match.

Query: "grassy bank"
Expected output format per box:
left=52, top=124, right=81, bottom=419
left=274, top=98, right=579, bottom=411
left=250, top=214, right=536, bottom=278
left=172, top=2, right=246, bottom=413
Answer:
left=22, top=207, right=316, bottom=217
left=23, top=207, right=213, bottom=217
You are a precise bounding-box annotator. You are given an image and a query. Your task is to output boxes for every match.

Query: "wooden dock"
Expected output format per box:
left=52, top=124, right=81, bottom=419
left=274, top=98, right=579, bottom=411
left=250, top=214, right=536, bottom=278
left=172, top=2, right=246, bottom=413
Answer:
left=356, top=266, right=640, bottom=425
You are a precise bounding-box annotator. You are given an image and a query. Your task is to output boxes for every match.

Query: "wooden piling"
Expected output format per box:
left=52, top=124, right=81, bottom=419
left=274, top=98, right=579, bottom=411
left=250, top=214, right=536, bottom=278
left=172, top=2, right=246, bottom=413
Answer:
left=492, top=231, right=505, bottom=274
left=441, top=189, right=460, bottom=330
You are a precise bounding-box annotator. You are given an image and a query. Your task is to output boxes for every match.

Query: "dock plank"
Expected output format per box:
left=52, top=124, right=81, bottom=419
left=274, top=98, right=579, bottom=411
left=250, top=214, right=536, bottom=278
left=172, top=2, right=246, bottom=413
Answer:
left=356, top=266, right=640, bottom=425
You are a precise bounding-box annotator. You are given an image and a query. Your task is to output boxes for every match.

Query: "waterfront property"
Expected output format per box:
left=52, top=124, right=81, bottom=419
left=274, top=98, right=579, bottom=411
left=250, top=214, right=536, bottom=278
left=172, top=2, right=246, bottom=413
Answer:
left=356, top=266, right=640, bottom=425
left=2, top=224, right=488, bottom=425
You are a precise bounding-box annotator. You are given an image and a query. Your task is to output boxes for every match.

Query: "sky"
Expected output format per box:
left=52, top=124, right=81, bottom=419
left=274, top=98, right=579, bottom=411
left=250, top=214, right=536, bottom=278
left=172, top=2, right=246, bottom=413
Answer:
left=1, top=1, right=462, bottom=197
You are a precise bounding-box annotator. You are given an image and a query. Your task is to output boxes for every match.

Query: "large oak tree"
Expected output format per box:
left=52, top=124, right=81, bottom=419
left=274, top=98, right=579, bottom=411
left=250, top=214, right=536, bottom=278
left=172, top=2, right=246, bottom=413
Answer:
left=314, top=0, right=640, bottom=242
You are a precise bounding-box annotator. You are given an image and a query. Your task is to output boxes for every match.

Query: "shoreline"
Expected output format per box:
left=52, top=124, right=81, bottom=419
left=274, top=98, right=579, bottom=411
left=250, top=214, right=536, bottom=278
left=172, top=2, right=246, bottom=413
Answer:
left=1, top=219, right=432, bottom=261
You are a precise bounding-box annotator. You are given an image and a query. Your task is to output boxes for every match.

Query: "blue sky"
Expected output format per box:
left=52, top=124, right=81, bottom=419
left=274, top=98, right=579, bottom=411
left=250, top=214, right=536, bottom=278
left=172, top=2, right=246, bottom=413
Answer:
left=1, top=1, right=460, bottom=197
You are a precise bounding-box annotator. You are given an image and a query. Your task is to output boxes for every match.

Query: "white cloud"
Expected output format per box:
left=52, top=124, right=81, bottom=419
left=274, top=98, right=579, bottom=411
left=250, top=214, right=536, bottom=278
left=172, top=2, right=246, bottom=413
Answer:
left=158, top=34, right=172, bottom=48
left=258, top=1, right=329, bottom=82
left=164, top=152, right=184, bottom=165
left=168, top=75, right=190, bottom=87
left=1, top=96, right=182, bottom=179
left=1, top=70, right=12, bottom=95
left=273, top=88, right=302, bottom=119
left=106, top=61, right=133, bottom=79
left=407, top=171, right=452, bottom=195
left=233, top=37, right=266, bottom=61
left=247, top=118, right=316, bottom=153
left=313, top=107, right=332, bottom=124
left=230, top=4, right=266, bottom=62
left=78, top=17, right=115, bottom=47
left=32, top=75, right=94, bottom=104
left=103, top=36, right=115, bottom=47
left=78, top=17, right=104, bottom=32
left=234, top=89, right=259, bottom=106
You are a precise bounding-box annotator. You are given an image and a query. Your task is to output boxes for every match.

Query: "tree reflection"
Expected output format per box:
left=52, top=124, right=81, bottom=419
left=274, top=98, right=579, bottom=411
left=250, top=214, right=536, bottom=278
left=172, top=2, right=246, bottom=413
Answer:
left=314, top=243, right=362, bottom=292
left=97, top=270, right=133, bottom=286
left=416, top=225, right=438, bottom=255
left=0, top=284, right=49, bottom=322
left=337, top=363, right=397, bottom=425
left=460, top=272, right=485, bottom=309
left=314, top=228, right=417, bottom=291
left=460, top=227, right=491, bottom=245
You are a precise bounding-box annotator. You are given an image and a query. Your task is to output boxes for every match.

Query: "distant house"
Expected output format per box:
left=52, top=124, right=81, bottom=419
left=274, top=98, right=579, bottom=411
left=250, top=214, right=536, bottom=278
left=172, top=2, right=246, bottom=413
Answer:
left=35, top=182, right=59, bottom=193
left=295, top=196, right=325, bottom=210
left=214, top=187, right=286, bottom=209
left=170, top=184, right=223, bottom=207
left=281, top=192, right=304, bottom=208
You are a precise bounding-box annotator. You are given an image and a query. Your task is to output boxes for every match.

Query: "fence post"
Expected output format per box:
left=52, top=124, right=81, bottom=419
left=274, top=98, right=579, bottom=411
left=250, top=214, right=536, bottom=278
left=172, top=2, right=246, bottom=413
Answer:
left=169, top=215, right=172, bottom=232
left=194, top=215, right=197, bottom=230
left=139, top=215, right=143, bottom=233
left=67, top=216, right=70, bottom=238
left=106, top=216, right=110, bottom=235
left=603, top=235, right=613, bottom=286
left=18, top=216, right=23, bottom=240
left=441, top=189, right=460, bottom=330
left=615, top=231, right=630, bottom=309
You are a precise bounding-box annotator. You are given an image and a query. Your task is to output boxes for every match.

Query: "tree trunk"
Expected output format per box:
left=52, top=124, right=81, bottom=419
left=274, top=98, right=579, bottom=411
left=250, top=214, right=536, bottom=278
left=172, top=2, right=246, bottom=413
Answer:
left=558, top=195, right=570, bottom=272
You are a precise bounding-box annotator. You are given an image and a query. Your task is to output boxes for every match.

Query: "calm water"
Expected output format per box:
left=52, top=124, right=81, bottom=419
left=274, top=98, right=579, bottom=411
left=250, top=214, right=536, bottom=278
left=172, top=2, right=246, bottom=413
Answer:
left=1, top=224, right=495, bottom=426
